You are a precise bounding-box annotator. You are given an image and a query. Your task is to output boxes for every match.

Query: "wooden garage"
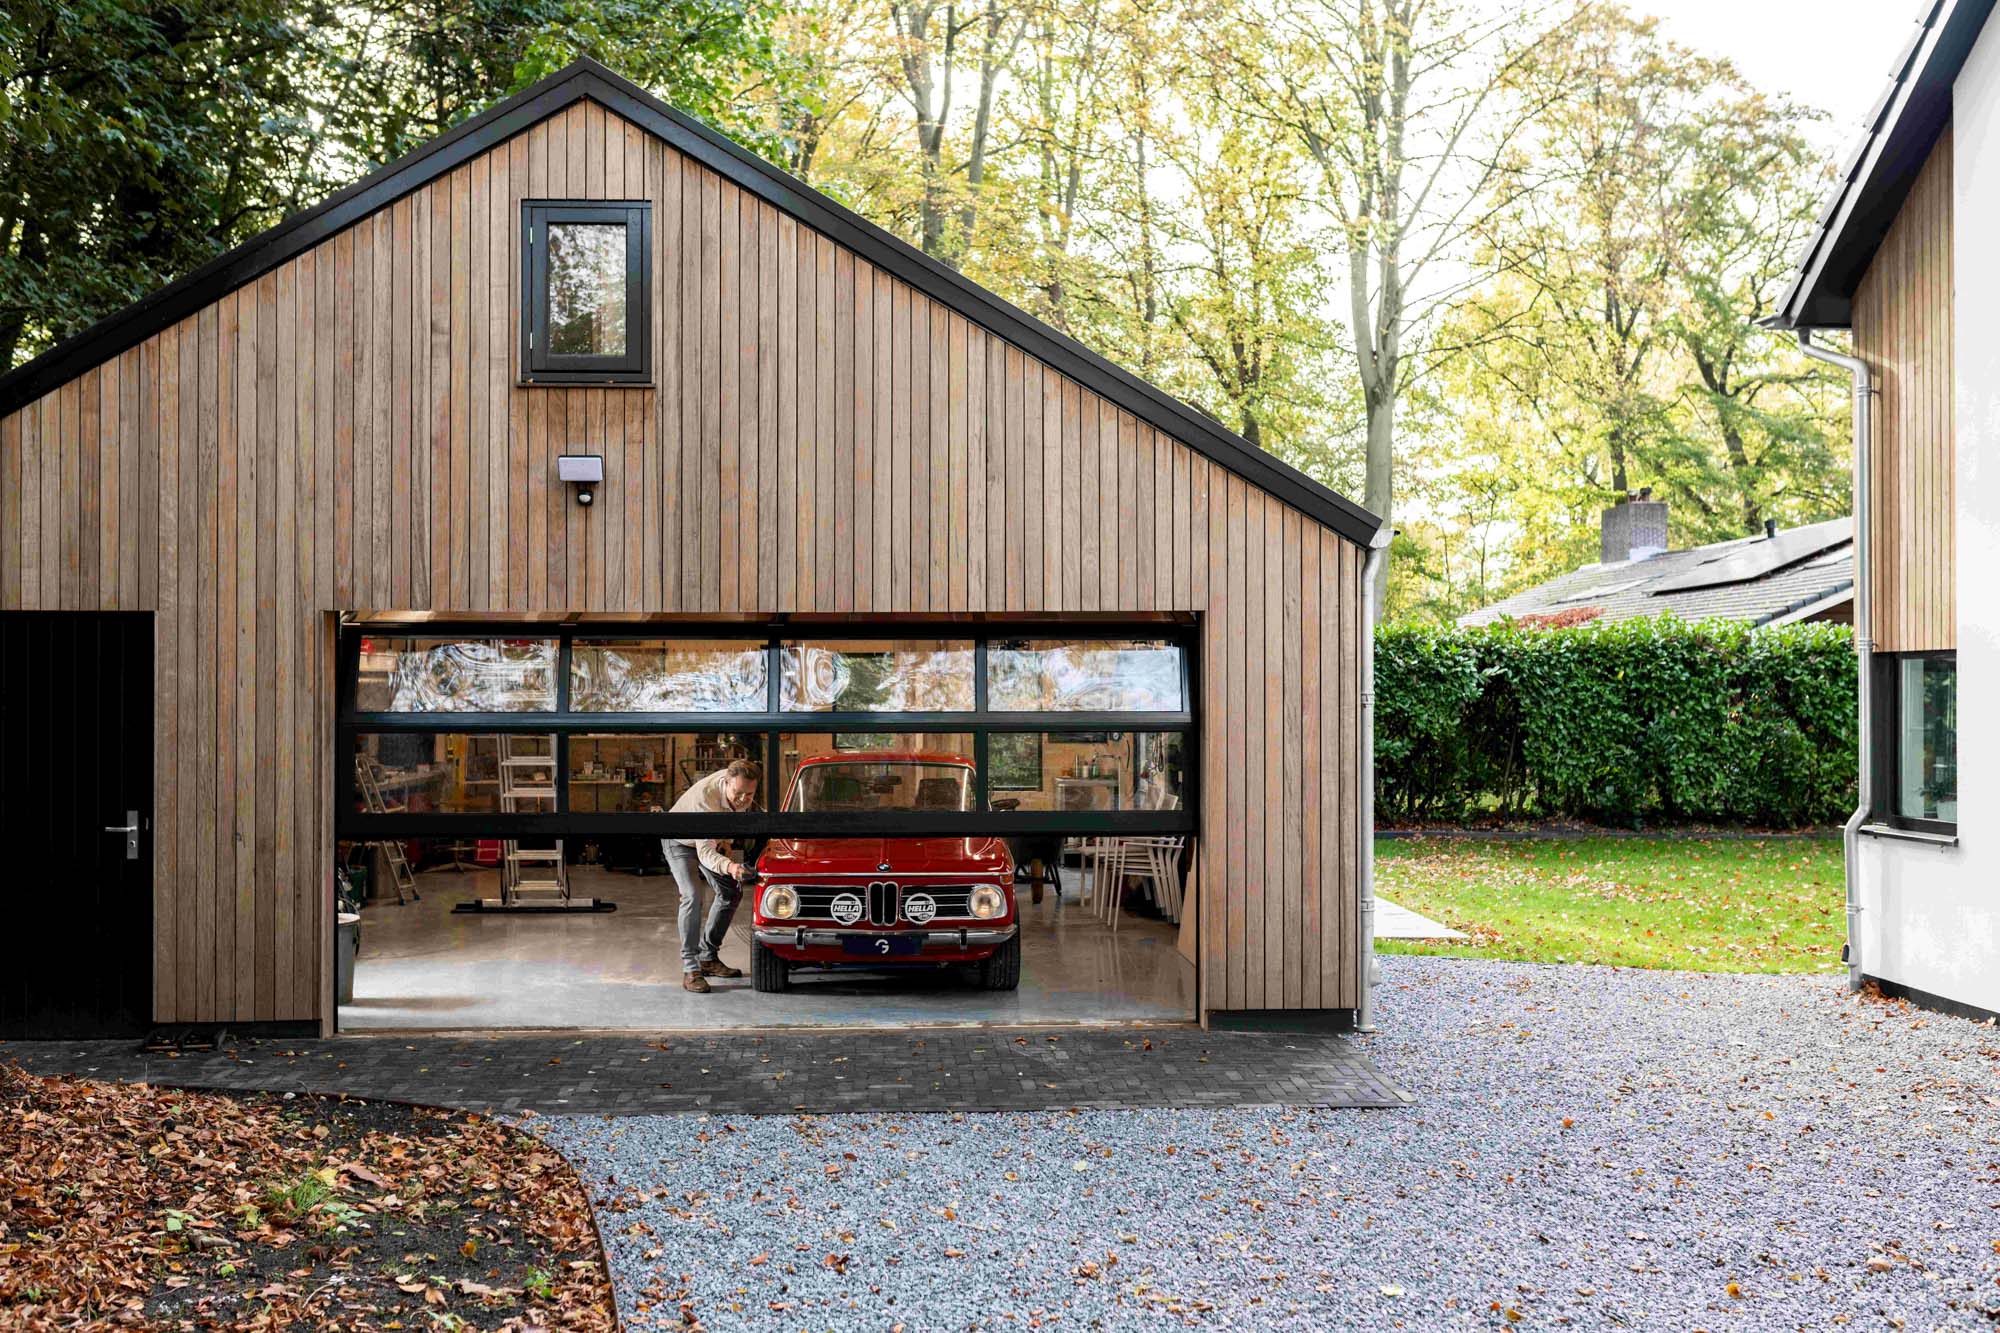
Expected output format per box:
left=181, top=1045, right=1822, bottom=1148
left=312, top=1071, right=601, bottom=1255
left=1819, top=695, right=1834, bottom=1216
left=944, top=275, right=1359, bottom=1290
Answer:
left=0, top=59, right=1385, bottom=1036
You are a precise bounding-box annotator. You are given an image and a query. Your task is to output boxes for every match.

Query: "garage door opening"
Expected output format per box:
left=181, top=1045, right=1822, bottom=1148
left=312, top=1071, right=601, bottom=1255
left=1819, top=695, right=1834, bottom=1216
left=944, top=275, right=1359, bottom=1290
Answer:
left=336, top=623, right=1198, bottom=1031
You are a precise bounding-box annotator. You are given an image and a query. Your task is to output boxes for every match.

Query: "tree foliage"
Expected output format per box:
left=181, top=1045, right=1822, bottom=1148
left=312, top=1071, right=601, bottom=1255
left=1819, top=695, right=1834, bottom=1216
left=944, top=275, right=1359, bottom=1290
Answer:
left=0, top=0, right=783, bottom=369
left=0, top=0, right=331, bottom=369
left=1402, top=4, right=1849, bottom=620
left=4, top=0, right=1852, bottom=633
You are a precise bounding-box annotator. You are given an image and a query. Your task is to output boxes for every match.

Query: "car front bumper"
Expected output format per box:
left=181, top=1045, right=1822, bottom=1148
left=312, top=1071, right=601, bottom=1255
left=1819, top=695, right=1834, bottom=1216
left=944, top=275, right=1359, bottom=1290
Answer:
left=754, top=924, right=1017, bottom=951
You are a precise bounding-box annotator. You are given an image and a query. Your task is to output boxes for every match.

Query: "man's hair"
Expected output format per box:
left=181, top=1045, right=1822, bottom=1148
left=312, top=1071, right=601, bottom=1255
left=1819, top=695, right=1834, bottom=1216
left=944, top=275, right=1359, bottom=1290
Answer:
left=723, top=758, right=763, bottom=784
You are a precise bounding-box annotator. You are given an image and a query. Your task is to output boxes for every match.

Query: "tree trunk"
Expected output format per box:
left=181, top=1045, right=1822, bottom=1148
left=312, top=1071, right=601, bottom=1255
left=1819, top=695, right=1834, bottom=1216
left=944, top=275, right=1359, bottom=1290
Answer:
left=1365, top=388, right=1394, bottom=616
left=1721, top=420, right=1761, bottom=534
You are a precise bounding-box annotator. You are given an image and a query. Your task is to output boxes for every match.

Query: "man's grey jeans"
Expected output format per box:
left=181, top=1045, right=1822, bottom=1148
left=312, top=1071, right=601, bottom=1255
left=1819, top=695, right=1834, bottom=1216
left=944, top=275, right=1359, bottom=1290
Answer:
left=664, top=840, right=742, bottom=973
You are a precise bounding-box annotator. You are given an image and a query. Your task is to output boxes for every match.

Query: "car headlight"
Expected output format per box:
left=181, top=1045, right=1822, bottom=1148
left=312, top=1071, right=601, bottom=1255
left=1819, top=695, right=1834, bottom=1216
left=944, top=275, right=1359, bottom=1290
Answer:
left=763, top=885, right=800, bottom=920
left=969, top=884, right=1006, bottom=920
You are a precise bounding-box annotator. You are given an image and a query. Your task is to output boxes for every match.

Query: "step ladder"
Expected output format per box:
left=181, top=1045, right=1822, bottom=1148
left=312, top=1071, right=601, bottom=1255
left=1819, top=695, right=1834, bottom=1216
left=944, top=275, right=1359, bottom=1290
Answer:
left=459, top=735, right=602, bottom=911
left=354, top=755, right=420, bottom=905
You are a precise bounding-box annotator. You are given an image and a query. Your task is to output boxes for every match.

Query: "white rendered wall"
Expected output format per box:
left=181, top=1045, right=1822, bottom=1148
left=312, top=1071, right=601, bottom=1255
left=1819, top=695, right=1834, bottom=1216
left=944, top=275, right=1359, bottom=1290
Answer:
left=1852, top=13, right=2000, bottom=1016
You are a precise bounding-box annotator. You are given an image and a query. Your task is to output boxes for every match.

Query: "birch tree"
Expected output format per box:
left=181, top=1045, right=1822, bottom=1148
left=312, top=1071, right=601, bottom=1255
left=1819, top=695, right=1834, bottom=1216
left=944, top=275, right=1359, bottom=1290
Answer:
left=1226, top=0, right=1555, bottom=608
left=888, top=0, right=1029, bottom=265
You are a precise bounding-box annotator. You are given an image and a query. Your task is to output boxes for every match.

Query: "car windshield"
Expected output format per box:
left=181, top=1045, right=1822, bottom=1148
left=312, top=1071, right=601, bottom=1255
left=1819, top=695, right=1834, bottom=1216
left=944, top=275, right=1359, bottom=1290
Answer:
left=789, top=762, right=972, bottom=812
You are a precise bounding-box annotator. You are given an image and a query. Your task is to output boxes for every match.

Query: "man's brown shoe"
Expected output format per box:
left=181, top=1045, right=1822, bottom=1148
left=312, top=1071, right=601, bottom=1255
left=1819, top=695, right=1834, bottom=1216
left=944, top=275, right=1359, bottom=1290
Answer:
left=682, top=971, right=711, bottom=994
left=699, top=960, right=744, bottom=979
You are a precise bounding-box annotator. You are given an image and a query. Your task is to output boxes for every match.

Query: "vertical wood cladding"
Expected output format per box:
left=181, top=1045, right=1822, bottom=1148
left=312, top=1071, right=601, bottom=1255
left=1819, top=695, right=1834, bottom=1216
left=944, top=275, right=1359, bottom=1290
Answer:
left=1853, top=122, right=1955, bottom=653
left=0, top=102, right=1365, bottom=1024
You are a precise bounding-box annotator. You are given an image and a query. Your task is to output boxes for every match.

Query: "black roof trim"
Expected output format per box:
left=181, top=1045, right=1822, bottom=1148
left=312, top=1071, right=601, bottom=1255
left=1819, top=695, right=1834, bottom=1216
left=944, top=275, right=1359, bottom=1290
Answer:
left=0, top=58, right=1383, bottom=547
left=1753, top=579, right=1855, bottom=629
left=1772, top=0, right=1993, bottom=330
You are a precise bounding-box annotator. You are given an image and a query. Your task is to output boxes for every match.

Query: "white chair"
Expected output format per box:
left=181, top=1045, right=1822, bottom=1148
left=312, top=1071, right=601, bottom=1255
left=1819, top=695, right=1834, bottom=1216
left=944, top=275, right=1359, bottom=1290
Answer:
left=1078, top=837, right=1128, bottom=927
left=1120, top=836, right=1187, bottom=924
left=1082, top=794, right=1186, bottom=930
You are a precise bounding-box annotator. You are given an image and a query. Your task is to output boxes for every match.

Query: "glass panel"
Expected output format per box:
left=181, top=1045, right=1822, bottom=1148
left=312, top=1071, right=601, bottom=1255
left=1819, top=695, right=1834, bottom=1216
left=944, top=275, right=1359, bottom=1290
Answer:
left=985, top=731, right=1187, bottom=812
left=353, top=732, right=557, bottom=816
left=567, top=732, right=762, bottom=812
left=777, top=733, right=975, bottom=809
left=779, top=640, right=975, bottom=711
left=570, top=639, right=767, bottom=712
left=987, top=639, right=1184, bottom=711
left=546, top=222, right=628, bottom=356
left=1897, top=657, right=1956, bottom=823
left=355, top=637, right=557, bottom=712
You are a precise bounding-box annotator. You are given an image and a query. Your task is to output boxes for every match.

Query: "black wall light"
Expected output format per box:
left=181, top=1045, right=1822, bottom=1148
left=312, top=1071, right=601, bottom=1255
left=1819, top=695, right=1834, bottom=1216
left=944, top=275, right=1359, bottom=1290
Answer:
left=558, top=453, right=605, bottom=507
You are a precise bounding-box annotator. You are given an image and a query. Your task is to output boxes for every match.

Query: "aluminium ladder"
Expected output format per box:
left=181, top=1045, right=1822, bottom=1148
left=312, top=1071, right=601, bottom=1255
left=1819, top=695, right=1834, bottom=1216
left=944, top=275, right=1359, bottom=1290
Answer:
left=354, top=755, right=420, bottom=905
left=497, top=735, right=568, bottom=907
left=461, top=734, right=603, bottom=910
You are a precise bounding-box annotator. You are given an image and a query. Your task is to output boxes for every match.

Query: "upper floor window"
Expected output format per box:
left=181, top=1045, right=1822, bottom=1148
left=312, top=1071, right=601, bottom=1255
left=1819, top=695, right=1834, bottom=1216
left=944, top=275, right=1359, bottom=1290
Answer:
left=522, top=201, right=650, bottom=384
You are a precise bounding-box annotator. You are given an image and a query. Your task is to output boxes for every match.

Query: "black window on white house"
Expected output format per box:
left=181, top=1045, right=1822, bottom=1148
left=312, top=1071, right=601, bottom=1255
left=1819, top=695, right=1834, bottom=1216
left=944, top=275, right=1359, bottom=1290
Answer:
left=1877, top=652, right=1956, bottom=830
left=522, top=201, right=650, bottom=383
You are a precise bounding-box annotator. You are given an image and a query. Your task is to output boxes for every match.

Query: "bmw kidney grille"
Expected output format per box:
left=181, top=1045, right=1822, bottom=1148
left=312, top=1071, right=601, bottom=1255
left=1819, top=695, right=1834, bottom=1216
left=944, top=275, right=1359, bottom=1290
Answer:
left=866, top=880, right=900, bottom=927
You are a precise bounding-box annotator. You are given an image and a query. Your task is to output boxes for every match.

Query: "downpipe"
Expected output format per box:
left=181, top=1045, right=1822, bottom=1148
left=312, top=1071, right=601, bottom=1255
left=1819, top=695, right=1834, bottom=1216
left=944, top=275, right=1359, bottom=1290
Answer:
left=1797, top=329, right=1872, bottom=992
left=1357, top=523, right=1394, bottom=1031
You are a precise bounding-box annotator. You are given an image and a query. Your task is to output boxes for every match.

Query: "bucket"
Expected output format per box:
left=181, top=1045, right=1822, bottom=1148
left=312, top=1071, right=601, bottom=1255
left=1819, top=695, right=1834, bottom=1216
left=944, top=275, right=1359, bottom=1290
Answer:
left=335, top=912, right=362, bottom=1006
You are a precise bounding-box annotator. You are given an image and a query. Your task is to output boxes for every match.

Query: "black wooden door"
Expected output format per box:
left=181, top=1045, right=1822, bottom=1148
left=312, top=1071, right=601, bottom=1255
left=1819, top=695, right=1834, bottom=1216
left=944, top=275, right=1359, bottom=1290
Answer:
left=0, top=613, right=153, bottom=1037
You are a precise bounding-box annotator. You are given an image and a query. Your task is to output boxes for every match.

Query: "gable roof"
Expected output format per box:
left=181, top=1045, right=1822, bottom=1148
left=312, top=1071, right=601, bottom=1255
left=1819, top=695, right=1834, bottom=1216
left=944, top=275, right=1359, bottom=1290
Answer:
left=1457, top=517, right=1854, bottom=629
left=0, top=58, right=1383, bottom=547
left=1772, top=0, right=1994, bottom=330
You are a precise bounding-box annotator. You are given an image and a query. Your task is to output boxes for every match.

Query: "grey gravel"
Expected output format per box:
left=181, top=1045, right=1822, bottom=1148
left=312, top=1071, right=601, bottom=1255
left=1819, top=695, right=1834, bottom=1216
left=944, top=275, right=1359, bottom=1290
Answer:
left=538, top=956, right=2000, bottom=1329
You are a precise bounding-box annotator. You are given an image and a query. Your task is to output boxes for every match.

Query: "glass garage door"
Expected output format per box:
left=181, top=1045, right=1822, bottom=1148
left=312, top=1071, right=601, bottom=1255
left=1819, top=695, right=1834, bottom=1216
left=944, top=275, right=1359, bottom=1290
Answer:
left=338, top=625, right=1196, bottom=846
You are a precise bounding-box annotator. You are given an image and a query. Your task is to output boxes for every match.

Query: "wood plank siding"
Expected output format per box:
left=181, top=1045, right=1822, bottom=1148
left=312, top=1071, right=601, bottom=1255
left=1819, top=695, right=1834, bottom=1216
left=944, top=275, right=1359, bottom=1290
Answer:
left=1853, top=122, right=1955, bottom=653
left=0, top=101, right=1366, bottom=1026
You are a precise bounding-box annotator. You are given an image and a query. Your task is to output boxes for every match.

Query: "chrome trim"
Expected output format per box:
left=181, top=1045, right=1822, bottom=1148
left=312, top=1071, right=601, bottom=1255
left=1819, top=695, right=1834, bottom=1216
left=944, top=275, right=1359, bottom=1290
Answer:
left=758, top=872, right=1008, bottom=881
left=753, top=925, right=1018, bottom=948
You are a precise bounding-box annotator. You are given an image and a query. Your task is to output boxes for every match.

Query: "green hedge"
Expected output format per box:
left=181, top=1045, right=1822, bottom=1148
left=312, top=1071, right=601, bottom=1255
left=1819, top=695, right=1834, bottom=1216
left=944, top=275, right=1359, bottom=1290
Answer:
left=1374, top=619, right=1856, bottom=827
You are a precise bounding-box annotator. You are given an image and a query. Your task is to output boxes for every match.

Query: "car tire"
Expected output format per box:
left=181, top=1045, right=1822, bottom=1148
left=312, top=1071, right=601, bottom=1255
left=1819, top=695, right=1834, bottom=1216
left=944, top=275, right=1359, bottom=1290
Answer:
left=752, top=940, right=790, bottom=993
left=976, top=934, right=1021, bottom=991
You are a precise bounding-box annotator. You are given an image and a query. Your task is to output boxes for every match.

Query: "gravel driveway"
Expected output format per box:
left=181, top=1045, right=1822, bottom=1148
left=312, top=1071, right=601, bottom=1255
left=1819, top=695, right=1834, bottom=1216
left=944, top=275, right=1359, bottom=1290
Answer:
left=539, top=956, right=2000, bottom=1329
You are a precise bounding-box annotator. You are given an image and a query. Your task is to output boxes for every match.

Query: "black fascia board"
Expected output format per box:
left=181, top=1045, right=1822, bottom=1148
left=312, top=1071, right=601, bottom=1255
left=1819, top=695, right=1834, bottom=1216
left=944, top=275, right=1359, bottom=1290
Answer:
left=1774, top=0, right=1993, bottom=330
left=0, top=58, right=1384, bottom=548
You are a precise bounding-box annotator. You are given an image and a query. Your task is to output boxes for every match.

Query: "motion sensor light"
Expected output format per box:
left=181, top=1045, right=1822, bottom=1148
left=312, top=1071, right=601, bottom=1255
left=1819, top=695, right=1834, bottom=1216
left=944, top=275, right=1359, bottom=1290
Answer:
left=558, top=453, right=605, bottom=506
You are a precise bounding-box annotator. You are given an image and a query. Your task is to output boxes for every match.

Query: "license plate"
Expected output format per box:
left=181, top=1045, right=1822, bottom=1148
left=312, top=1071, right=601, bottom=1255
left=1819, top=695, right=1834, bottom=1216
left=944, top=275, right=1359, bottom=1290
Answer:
left=841, top=933, right=923, bottom=957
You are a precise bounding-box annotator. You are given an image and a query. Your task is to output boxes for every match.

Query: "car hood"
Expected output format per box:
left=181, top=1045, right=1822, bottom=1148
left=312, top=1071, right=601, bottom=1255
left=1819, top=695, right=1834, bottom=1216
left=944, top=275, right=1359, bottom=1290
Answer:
left=758, top=836, right=1012, bottom=879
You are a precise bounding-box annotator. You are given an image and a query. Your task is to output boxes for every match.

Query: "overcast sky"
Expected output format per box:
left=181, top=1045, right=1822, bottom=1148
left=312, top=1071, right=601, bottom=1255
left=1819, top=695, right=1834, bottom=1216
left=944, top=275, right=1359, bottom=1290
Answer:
left=1646, top=0, right=1924, bottom=135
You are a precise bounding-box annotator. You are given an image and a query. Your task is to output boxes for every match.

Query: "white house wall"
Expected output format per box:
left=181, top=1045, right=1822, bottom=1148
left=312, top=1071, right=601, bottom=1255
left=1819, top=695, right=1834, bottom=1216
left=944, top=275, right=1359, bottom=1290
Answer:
left=1855, top=12, right=2000, bottom=1017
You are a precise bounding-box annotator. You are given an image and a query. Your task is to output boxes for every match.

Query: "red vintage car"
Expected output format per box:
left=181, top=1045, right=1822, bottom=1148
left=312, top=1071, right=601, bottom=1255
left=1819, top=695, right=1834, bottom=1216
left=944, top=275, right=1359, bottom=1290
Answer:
left=750, top=751, right=1020, bottom=993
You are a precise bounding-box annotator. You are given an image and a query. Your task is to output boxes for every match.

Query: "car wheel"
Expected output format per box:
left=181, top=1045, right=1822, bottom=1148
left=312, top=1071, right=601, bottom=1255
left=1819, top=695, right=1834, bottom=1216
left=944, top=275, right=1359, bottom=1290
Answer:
left=976, top=934, right=1021, bottom=991
left=752, top=940, right=790, bottom=993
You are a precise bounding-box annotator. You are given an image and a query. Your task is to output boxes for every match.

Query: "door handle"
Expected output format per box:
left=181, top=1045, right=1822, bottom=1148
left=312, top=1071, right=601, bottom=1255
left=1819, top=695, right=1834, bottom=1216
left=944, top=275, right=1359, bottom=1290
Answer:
left=105, top=810, right=140, bottom=860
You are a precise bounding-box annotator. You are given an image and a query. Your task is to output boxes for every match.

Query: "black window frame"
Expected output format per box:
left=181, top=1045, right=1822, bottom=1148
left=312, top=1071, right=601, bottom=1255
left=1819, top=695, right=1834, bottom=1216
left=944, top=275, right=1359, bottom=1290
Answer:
left=1871, top=649, right=1957, bottom=834
left=521, top=201, right=651, bottom=384
left=336, top=621, right=1198, bottom=842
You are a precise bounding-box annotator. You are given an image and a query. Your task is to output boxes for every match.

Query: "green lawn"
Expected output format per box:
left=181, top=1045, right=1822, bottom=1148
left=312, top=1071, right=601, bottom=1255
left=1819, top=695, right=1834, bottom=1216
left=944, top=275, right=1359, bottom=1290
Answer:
left=1374, top=834, right=1845, bottom=973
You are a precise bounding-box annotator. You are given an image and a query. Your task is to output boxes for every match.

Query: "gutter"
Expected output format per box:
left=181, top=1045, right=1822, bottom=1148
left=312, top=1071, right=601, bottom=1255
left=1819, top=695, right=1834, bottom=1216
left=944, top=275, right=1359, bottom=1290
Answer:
left=1795, top=330, right=1873, bottom=991
left=1357, top=523, right=1394, bottom=1031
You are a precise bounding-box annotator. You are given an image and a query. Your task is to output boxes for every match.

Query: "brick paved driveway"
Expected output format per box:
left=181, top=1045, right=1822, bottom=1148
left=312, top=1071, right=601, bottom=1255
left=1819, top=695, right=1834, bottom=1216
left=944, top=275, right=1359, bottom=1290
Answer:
left=2, top=1025, right=1409, bottom=1115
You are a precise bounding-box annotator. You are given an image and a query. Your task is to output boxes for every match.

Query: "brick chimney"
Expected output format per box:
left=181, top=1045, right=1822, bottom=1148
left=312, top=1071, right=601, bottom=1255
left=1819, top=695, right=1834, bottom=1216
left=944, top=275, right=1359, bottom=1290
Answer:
left=1601, top=488, right=1669, bottom=564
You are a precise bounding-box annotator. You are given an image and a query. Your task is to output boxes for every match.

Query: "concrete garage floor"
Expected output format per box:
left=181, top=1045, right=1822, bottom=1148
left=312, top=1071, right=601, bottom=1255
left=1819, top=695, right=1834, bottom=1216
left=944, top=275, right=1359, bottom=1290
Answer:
left=341, top=863, right=1196, bottom=1032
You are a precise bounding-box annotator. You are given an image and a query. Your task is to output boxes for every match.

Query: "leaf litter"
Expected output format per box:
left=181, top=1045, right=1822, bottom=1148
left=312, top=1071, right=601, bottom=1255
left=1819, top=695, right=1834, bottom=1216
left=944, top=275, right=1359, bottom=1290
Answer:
left=0, top=1062, right=614, bottom=1330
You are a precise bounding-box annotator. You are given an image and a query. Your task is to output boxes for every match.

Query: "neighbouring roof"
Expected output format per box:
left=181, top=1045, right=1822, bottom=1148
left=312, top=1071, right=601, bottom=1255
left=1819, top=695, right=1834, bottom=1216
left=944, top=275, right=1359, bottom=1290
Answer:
left=1772, top=0, right=1995, bottom=330
left=0, top=59, right=1383, bottom=547
left=1457, top=517, right=1854, bottom=630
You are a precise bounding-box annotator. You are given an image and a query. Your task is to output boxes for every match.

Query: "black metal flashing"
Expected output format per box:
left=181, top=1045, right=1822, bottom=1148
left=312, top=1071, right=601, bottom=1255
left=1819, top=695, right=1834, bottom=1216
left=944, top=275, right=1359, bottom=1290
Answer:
left=0, top=58, right=1384, bottom=548
left=1866, top=974, right=1993, bottom=1022
left=1771, top=0, right=1994, bottom=330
